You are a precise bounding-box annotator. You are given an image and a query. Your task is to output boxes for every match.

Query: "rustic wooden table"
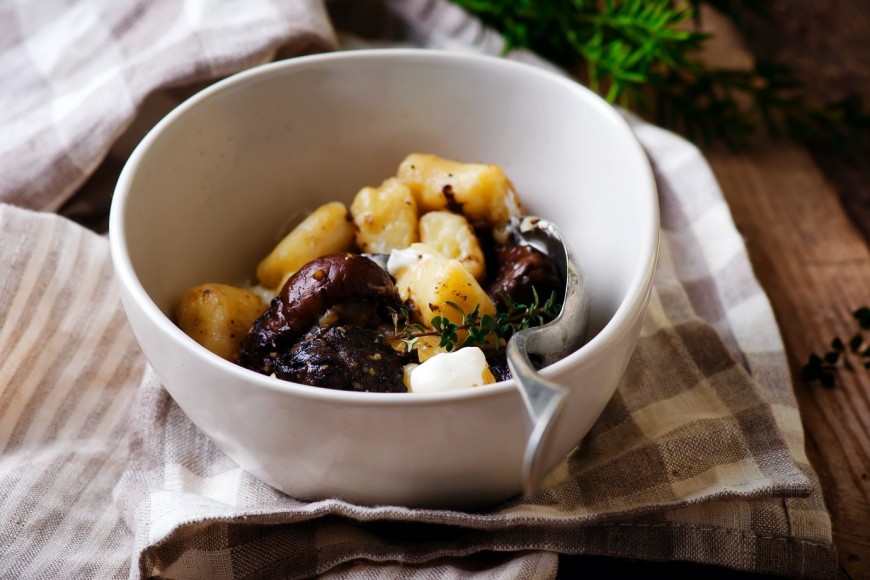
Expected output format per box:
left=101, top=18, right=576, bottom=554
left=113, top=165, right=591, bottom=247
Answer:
left=706, top=137, right=869, bottom=580
left=710, top=5, right=869, bottom=577
left=562, top=4, right=870, bottom=578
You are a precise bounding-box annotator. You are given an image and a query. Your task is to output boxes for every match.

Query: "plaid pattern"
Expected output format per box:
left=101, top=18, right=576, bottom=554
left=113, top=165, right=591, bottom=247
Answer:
left=0, top=206, right=144, bottom=578
left=0, top=0, right=336, bottom=215
left=0, top=0, right=836, bottom=578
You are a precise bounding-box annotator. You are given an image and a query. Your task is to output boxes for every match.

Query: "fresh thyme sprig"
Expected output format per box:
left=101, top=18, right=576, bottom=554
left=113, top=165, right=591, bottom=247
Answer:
left=802, top=307, right=870, bottom=388
left=447, top=0, right=869, bottom=148
left=385, top=290, right=561, bottom=353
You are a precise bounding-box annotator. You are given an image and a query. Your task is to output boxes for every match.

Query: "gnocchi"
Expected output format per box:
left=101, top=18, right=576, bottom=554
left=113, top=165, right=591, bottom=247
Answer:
left=176, top=153, right=564, bottom=394
left=397, top=153, right=523, bottom=239
left=175, top=284, right=266, bottom=362
left=350, top=178, right=419, bottom=253
left=256, top=201, right=355, bottom=289
left=391, top=243, right=497, bottom=347
left=419, top=210, right=486, bottom=281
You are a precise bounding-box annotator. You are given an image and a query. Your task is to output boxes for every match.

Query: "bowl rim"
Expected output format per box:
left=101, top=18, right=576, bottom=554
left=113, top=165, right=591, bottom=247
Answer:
left=109, top=48, right=659, bottom=407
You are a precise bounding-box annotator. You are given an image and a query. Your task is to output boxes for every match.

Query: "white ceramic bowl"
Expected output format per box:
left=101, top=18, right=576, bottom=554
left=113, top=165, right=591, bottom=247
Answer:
left=110, top=49, right=658, bottom=508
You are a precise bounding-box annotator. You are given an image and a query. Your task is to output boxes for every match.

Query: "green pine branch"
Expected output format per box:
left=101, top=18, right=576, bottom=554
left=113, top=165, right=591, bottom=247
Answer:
left=448, top=0, right=869, bottom=149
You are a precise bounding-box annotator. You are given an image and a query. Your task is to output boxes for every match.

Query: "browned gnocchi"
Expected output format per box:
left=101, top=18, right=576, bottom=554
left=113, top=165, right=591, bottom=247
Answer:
left=175, top=153, right=560, bottom=394
left=350, top=178, right=419, bottom=254
left=175, top=284, right=266, bottom=362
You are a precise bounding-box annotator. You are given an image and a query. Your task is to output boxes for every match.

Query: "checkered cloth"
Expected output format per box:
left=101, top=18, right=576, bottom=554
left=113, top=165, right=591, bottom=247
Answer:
left=0, top=0, right=336, bottom=217
left=0, top=0, right=837, bottom=578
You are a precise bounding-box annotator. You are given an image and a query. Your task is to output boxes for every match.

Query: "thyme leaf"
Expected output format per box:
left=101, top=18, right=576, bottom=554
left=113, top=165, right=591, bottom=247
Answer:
left=384, top=290, right=562, bottom=352
left=802, top=305, right=870, bottom=388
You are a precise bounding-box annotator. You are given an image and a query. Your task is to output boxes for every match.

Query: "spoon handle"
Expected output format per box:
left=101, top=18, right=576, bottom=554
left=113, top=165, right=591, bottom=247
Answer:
left=507, top=333, right=569, bottom=497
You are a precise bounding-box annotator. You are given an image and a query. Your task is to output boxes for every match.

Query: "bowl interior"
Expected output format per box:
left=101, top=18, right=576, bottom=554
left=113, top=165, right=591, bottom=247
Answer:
left=117, top=50, right=655, bottom=362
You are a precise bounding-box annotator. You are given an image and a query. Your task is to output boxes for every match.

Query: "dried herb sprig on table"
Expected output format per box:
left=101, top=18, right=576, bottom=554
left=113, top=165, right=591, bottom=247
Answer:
left=447, top=0, right=869, bottom=148
left=385, top=290, right=561, bottom=352
left=802, top=307, right=870, bottom=388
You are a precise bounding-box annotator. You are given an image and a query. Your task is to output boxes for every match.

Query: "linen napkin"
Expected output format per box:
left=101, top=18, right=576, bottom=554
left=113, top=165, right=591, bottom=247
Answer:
left=0, top=0, right=336, bottom=214
left=107, top=120, right=835, bottom=579
left=0, top=0, right=837, bottom=578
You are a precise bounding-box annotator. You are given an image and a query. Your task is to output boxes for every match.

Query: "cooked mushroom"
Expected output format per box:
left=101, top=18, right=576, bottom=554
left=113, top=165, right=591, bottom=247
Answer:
left=487, top=244, right=562, bottom=308
left=239, top=253, right=403, bottom=380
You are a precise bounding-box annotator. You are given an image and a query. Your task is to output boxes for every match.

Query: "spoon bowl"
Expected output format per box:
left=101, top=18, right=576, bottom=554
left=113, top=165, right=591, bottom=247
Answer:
left=505, top=216, right=589, bottom=495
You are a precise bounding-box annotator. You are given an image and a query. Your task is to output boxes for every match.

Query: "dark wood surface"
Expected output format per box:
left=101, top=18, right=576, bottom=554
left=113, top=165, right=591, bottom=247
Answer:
left=559, top=4, right=870, bottom=578
left=707, top=135, right=870, bottom=580
left=711, top=3, right=870, bottom=578
left=737, top=0, right=870, bottom=247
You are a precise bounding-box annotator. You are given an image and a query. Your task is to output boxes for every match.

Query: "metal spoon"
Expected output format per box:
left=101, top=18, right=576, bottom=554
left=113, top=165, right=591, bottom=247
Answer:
left=504, top=216, right=589, bottom=497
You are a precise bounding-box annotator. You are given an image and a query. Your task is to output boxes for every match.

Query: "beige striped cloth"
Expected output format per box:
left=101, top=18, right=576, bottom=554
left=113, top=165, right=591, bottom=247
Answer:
left=0, top=0, right=336, bottom=216
left=0, top=0, right=837, bottom=578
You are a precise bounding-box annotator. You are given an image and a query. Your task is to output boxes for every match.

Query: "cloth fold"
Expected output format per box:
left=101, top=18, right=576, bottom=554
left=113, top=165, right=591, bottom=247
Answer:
left=0, top=0, right=337, bottom=214
left=0, top=0, right=836, bottom=578
left=105, top=121, right=833, bottom=579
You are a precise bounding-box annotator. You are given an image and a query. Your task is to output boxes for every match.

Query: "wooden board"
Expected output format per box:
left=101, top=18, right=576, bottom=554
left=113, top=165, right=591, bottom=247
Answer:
left=563, top=5, right=870, bottom=577
left=707, top=142, right=870, bottom=578
left=709, top=3, right=870, bottom=577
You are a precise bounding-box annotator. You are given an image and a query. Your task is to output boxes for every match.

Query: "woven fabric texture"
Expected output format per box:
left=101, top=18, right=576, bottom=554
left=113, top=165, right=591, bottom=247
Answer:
left=0, top=0, right=836, bottom=578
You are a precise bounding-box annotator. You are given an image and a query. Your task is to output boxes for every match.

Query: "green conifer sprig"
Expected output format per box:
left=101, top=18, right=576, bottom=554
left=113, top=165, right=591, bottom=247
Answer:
left=448, top=0, right=869, bottom=148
